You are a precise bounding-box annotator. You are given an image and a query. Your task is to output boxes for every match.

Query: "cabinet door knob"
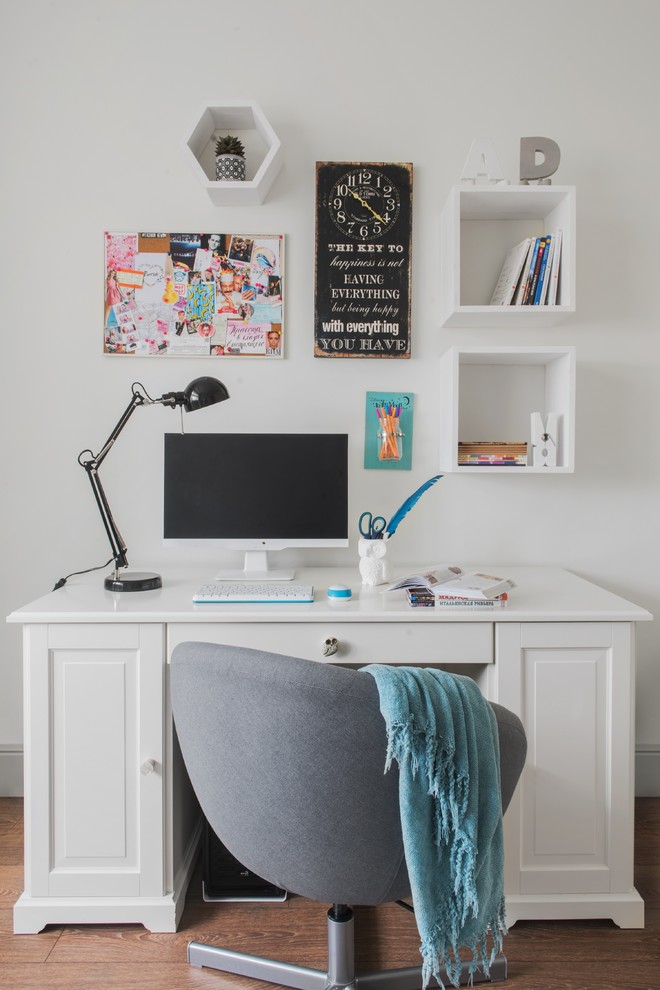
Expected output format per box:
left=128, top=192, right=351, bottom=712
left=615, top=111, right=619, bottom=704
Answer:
left=140, top=759, right=157, bottom=776
left=322, top=637, right=338, bottom=657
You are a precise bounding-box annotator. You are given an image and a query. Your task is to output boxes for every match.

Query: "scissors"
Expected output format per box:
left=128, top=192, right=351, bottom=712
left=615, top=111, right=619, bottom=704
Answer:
left=359, top=511, right=387, bottom=540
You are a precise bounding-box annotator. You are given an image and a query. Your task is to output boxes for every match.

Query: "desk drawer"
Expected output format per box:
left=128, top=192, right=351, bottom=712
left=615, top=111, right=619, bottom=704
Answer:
left=168, top=621, right=493, bottom=665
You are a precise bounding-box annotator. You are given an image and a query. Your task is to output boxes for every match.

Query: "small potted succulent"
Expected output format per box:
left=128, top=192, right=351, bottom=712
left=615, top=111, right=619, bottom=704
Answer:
left=215, top=134, right=246, bottom=181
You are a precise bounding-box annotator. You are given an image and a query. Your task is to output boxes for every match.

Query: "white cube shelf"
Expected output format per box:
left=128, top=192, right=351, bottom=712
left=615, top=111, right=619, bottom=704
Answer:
left=439, top=185, right=576, bottom=328
left=183, top=100, right=283, bottom=206
left=439, top=346, right=576, bottom=473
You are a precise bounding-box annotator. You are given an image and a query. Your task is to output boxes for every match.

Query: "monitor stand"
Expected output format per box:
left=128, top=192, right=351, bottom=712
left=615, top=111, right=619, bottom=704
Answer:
left=214, top=550, right=295, bottom=582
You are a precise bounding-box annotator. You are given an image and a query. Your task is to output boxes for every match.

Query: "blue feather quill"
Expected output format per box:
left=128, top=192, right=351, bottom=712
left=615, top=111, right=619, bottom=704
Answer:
left=385, top=475, right=442, bottom=538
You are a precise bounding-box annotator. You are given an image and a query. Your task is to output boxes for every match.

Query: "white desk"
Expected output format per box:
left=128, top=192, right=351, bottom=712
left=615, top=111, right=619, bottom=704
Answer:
left=7, top=566, right=652, bottom=934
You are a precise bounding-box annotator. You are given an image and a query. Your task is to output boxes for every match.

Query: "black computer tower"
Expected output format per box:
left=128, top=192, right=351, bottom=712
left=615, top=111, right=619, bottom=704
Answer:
left=202, top=819, right=287, bottom=902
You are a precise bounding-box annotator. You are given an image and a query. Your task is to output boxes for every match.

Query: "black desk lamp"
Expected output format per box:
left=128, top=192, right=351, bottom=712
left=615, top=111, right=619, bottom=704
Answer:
left=78, top=377, right=229, bottom=593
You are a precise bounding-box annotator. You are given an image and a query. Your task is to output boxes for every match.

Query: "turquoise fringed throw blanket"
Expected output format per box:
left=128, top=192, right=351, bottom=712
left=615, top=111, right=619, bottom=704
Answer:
left=363, top=665, right=506, bottom=989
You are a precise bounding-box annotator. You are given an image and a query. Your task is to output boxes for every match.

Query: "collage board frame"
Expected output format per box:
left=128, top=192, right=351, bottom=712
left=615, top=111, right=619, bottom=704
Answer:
left=104, top=231, right=284, bottom=357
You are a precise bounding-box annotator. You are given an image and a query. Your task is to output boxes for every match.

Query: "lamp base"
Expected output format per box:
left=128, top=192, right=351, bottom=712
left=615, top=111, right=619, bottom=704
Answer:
left=104, top=571, right=162, bottom=593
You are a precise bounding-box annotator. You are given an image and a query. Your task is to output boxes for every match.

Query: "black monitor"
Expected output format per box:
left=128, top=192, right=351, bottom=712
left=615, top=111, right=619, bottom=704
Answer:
left=163, top=433, right=349, bottom=579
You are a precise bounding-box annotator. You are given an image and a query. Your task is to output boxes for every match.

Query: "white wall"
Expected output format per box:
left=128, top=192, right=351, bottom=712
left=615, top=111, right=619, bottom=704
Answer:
left=2, top=0, right=659, bottom=794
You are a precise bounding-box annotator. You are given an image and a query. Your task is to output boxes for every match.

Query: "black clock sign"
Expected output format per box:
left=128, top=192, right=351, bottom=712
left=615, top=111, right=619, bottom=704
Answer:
left=314, top=162, right=412, bottom=359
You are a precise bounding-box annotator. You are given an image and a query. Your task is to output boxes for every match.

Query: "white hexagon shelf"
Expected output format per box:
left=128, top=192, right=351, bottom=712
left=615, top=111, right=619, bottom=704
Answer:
left=183, top=100, right=283, bottom=206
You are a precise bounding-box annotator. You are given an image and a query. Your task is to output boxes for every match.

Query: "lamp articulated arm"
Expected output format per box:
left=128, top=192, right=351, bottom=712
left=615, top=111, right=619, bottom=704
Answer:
left=78, top=386, right=150, bottom=575
left=75, top=377, right=230, bottom=593
left=83, top=461, right=130, bottom=572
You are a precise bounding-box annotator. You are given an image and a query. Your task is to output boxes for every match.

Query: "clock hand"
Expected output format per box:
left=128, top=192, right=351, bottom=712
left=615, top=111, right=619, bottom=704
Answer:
left=348, top=188, right=387, bottom=225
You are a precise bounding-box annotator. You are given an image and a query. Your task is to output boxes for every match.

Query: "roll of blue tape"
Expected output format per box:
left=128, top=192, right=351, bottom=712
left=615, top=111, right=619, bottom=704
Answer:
left=327, top=584, right=352, bottom=601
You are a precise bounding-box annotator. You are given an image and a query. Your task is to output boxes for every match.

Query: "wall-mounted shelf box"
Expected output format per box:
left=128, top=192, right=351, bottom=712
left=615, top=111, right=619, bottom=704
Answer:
left=183, top=100, right=283, bottom=206
left=439, top=345, right=576, bottom=473
left=439, top=185, right=576, bottom=328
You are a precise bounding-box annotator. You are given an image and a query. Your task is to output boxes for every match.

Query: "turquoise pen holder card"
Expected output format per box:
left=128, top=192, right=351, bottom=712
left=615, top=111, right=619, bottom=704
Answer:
left=364, top=391, right=414, bottom=470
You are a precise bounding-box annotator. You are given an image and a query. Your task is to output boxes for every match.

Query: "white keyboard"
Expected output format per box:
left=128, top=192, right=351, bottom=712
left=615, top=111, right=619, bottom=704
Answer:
left=193, top=581, right=314, bottom=604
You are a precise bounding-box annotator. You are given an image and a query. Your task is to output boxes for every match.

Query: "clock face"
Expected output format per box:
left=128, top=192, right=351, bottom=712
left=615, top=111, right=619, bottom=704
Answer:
left=329, top=167, right=401, bottom=240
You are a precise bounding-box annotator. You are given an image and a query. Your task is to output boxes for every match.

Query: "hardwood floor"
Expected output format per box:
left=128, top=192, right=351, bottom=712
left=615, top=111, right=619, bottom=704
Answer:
left=0, top=797, right=658, bottom=990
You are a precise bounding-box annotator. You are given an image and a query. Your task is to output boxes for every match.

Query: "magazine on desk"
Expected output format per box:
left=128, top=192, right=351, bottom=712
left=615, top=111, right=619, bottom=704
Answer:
left=387, top=566, right=516, bottom=601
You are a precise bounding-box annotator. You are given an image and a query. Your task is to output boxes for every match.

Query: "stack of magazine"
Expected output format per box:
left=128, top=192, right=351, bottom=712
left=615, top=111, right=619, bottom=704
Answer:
left=458, top=441, right=527, bottom=467
left=388, top=565, right=515, bottom=608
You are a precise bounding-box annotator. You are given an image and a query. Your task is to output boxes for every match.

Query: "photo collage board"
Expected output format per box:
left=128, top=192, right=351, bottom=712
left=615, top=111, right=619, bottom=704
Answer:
left=104, top=232, right=284, bottom=357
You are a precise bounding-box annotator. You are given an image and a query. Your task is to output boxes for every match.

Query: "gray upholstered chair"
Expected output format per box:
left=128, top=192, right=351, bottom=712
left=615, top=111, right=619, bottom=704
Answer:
left=171, top=643, right=526, bottom=989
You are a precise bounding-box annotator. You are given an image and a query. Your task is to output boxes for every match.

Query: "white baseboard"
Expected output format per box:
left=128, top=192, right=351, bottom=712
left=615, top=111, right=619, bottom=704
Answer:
left=635, top=747, right=660, bottom=797
left=0, top=747, right=24, bottom=796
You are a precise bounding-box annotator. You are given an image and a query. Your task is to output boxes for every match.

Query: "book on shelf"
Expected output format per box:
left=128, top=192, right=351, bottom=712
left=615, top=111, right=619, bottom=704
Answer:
left=388, top=565, right=516, bottom=601
left=458, top=442, right=527, bottom=451
left=458, top=462, right=527, bottom=467
left=546, top=228, right=562, bottom=305
left=524, top=236, right=550, bottom=304
left=530, top=237, right=551, bottom=304
left=511, top=238, right=537, bottom=305
left=518, top=237, right=541, bottom=305
left=536, top=235, right=555, bottom=305
left=406, top=588, right=509, bottom=608
left=508, top=230, right=562, bottom=306
left=458, top=441, right=527, bottom=466
left=490, top=237, right=532, bottom=306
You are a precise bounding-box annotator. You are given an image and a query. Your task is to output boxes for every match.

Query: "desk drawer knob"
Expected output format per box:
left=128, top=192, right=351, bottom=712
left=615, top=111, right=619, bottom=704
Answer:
left=140, top=759, right=157, bottom=776
left=322, top=637, right=339, bottom=657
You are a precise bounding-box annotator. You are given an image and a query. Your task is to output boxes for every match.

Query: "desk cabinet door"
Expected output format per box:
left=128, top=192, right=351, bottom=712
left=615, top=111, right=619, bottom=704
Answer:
left=24, top=623, right=165, bottom=899
left=497, top=622, right=636, bottom=900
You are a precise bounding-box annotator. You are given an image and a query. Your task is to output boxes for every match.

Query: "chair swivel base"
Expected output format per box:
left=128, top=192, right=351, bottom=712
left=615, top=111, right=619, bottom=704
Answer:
left=187, top=905, right=507, bottom=989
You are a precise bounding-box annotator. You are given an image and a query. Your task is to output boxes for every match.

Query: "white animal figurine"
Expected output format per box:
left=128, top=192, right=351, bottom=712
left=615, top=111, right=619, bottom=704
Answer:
left=358, top=537, right=392, bottom=586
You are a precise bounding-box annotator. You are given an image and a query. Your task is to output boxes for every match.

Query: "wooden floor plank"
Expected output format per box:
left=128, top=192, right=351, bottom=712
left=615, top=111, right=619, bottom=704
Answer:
left=635, top=861, right=660, bottom=905
left=636, top=797, right=660, bottom=833
left=0, top=926, right=60, bottom=963
left=0, top=798, right=23, bottom=832
left=503, top=917, right=660, bottom=962
left=0, top=962, right=245, bottom=989
left=0, top=797, right=658, bottom=990
left=0, top=864, right=24, bottom=907
left=0, top=821, right=23, bottom=866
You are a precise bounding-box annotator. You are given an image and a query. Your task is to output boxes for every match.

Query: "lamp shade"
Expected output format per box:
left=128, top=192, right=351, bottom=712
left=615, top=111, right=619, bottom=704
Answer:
left=182, top=376, right=230, bottom=411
